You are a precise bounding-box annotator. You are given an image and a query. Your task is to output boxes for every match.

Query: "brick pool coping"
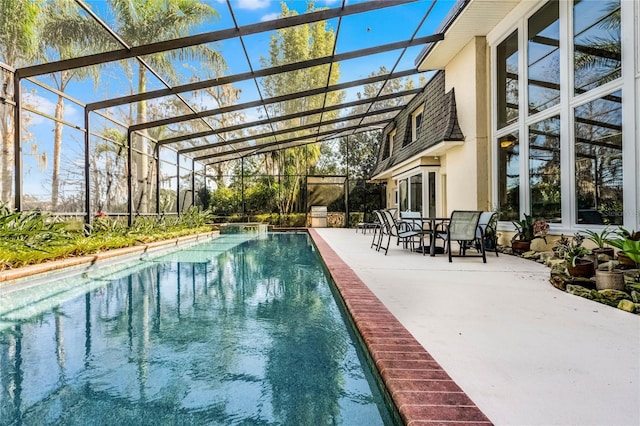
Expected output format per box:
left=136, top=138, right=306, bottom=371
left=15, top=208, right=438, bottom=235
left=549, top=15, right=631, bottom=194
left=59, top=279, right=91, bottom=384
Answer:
left=309, top=229, right=493, bottom=426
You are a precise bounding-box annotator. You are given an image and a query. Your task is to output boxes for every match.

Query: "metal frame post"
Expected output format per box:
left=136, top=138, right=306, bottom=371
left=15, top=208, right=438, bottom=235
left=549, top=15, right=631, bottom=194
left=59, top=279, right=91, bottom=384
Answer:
left=127, top=129, right=133, bottom=226
left=13, top=76, right=22, bottom=211
left=84, top=107, right=91, bottom=226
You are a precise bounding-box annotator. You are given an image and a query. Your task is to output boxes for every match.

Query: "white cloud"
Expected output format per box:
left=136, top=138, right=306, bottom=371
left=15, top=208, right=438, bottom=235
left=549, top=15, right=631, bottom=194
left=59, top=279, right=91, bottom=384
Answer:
left=260, top=12, right=280, bottom=22
left=22, top=93, right=80, bottom=126
left=236, top=0, right=271, bottom=11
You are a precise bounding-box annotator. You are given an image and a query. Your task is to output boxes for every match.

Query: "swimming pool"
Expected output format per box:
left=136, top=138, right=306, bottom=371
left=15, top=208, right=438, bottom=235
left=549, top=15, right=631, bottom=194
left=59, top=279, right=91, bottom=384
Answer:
left=0, top=232, right=399, bottom=425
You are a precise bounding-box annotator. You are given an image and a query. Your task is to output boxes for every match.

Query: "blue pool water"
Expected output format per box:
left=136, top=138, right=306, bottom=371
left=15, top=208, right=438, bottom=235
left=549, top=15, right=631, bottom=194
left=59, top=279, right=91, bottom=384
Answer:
left=0, top=233, right=398, bottom=425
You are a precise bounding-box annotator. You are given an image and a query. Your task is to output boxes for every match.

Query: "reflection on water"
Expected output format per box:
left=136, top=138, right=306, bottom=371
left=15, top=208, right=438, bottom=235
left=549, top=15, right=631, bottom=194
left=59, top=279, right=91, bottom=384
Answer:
left=0, top=233, right=396, bottom=425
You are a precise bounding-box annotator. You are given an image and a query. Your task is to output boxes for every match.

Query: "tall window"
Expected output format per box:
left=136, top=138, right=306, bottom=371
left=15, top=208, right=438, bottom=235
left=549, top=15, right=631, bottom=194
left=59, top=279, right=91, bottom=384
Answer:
left=497, top=133, right=519, bottom=221
left=574, top=91, right=623, bottom=224
left=529, top=116, right=561, bottom=222
left=411, top=106, right=424, bottom=142
left=497, top=31, right=519, bottom=129
left=494, top=0, right=626, bottom=228
left=410, top=174, right=422, bottom=212
left=574, top=0, right=621, bottom=94
left=528, top=1, right=560, bottom=115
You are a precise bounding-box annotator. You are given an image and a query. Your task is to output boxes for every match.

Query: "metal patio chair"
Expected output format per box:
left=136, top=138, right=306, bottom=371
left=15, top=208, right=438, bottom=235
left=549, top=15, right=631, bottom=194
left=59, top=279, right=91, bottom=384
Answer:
left=376, top=209, right=423, bottom=255
left=441, top=210, right=486, bottom=263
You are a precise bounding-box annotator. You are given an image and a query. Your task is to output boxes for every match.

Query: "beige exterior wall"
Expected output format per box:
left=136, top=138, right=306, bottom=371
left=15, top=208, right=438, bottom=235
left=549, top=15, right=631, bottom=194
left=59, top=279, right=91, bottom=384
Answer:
left=441, top=36, right=491, bottom=214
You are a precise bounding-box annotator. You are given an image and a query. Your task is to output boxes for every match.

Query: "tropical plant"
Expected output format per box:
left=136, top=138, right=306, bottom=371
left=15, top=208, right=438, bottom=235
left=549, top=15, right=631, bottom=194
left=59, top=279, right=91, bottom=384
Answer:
left=554, top=233, right=590, bottom=267
left=108, top=0, right=225, bottom=213
left=40, top=0, right=110, bottom=210
left=511, top=214, right=548, bottom=242
left=0, top=0, right=43, bottom=206
left=259, top=1, right=344, bottom=214
left=583, top=227, right=613, bottom=250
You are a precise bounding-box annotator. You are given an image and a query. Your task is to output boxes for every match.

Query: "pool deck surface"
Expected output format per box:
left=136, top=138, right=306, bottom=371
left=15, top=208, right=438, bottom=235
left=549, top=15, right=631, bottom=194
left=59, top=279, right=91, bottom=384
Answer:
left=309, top=228, right=640, bottom=426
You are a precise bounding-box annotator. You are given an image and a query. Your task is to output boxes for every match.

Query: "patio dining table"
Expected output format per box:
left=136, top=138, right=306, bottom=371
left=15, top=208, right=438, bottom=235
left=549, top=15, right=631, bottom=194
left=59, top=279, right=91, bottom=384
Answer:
left=409, top=216, right=450, bottom=256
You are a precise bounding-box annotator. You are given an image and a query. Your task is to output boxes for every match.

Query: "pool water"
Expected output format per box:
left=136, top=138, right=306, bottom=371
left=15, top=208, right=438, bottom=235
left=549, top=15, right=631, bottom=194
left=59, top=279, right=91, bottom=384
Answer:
left=0, top=233, right=398, bottom=425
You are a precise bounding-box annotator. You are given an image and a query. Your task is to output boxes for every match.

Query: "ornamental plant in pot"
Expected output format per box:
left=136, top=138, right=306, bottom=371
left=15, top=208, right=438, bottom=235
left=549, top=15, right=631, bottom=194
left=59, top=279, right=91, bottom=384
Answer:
left=511, top=214, right=548, bottom=254
left=583, top=227, right=615, bottom=258
left=554, top=233, right=594, bottom=278
left=606, top=227, right=640, bottom=269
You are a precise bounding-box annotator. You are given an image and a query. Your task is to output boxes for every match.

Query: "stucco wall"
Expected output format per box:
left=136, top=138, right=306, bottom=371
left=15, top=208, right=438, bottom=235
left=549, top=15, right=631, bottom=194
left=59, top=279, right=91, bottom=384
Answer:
left=442, top=36, right=490, bottom=214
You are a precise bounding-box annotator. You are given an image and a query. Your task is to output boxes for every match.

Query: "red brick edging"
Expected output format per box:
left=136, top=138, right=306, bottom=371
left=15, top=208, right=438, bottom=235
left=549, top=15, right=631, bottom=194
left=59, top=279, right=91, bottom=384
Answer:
left=308, top=229, right=492, bottom=426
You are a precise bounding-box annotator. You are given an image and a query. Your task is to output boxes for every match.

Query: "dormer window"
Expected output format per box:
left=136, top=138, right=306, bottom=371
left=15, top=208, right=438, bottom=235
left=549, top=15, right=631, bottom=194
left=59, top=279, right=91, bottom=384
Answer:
left=411, top=106, right=424, bottom=142
left=388, top=129, right=396, bottom=156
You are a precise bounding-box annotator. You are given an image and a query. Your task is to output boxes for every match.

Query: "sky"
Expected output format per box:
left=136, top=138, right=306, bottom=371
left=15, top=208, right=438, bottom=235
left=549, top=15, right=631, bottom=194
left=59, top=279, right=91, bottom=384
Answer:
left=11, top=0, right=456, bottom=203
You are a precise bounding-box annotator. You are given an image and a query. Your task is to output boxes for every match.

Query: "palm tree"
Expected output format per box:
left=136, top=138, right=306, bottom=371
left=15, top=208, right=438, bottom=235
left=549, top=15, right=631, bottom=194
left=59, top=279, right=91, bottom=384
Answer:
left=108, top=0, right=225, bottom=213
left=0, top=0, right=42, bottom=207
left=40, top=0, right=113, bottom=210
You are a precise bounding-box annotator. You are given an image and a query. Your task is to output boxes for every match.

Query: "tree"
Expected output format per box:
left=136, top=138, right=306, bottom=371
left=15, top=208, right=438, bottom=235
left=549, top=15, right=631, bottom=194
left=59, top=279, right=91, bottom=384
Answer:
left=108, top=0, right=225, bottom=213
left=259, top=1, right=344, bottom=214
left=41, top=0, right=109, bottom=210
left=0, top=0, right=42, bottom=207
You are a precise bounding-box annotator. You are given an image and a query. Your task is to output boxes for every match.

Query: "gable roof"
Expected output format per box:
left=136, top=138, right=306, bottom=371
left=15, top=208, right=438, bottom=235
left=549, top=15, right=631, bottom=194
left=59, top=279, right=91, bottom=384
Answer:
left=370, top=70, right=464, bottom=178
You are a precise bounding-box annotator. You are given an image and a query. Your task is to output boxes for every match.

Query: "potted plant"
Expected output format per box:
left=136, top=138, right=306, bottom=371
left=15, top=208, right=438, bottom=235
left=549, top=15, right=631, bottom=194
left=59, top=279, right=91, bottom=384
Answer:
left=554, top=233, right=594, bottom=277
left=511, top=214, right=548, bottom=254
left=583, top=227, right=615, bottom=258
left=606, top=227, right=640, bottom=268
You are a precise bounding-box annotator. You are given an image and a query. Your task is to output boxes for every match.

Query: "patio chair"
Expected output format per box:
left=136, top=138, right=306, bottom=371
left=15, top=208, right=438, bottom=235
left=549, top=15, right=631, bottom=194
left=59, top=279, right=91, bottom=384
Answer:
left=477, top=211, right=499, bottom=256
left=375, top=209, right=423, bottom=255
left=442, top=210, right=486, bottom=263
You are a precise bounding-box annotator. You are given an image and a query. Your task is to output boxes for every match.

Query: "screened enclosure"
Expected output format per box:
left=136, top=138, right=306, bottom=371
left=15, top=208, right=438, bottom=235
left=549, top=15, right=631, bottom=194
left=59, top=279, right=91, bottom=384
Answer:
left=0, top=0, right=450, bottom=226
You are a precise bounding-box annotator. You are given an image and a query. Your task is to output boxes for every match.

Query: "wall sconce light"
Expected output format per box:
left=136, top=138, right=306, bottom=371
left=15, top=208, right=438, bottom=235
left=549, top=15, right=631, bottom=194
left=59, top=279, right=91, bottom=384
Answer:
left=500, top=139, right=515, bottom=148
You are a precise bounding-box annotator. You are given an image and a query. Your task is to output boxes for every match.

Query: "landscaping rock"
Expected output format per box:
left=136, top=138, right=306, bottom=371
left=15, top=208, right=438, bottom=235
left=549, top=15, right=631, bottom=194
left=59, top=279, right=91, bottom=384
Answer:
left=632, top=291, right=640, bottom=303
left=566, top=284, right=596, bottom=299
left=530, top=239, right=547, bottom=252
left=550, top=275, right=567, bottom=291
left=617, top=299, right=636, bottom=313
left=521, top=251, right=538, bottom=260
left=550, top=261, right=568, bottom=275
left=598, top=289, right=630, bottom=304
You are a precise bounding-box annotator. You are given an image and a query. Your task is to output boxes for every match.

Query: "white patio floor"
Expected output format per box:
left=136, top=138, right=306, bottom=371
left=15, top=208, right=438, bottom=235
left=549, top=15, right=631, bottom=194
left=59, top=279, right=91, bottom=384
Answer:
left=314, top=228, right=640, bottom=426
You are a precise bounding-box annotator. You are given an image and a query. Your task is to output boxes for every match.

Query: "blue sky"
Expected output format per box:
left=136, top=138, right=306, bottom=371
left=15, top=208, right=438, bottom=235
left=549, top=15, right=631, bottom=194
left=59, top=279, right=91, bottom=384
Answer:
left=18, top=0, right=455, bottom=203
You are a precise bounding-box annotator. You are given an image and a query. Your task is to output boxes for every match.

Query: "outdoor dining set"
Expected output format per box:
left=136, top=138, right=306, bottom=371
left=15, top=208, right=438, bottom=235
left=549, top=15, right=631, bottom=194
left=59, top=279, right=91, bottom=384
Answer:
left=366, top=209, right=499, bottom=262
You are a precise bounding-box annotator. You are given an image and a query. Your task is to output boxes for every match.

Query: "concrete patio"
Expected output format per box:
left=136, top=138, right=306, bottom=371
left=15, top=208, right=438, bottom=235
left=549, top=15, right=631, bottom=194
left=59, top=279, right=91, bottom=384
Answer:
left=313, top=228, right=640, bottom=426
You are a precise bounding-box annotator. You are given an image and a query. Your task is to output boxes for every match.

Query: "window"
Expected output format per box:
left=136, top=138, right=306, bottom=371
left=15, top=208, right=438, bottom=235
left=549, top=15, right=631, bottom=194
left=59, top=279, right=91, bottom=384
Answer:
left=497, top=31, right=519, bottom=129
left=528, top=1, right=560, bottom=115
left=411, top=106, right=424, bottom=142
left=529, top=116, right=561, bottom=222
left=497, top=133, right=520, bottom=221
left=388, top=129, right=396, bottom=156
left=575, top=91, right=623, bottom=224
left=573, top=0, right=621, bottom=94
left=493, top=0, right=628, bottom=229
left=410, top=174, right=422, bottom=212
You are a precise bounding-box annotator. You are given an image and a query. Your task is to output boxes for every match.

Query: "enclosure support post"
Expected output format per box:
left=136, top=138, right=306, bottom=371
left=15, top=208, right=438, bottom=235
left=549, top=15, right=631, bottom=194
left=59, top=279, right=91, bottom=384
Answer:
left=13, top=76, right=22, bottom=211
left=84, top=107, right=91, bottom=227
left=155, top=143, right=160, bottom=217
left=127, top=129, right=133, bottom=226
left=176, top=152, right=181, bottom=214
left=191, top=158, right=195, bottom=208
left=345, top=136, right=350, bottom=228
left=241, top=157, right=245, bottom=218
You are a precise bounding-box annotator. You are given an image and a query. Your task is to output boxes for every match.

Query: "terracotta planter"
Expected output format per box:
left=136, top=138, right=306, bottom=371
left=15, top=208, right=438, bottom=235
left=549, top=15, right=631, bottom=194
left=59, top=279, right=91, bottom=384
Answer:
left=567, top=259, right=595, bottom=278
left=592, top=247, right=615, bottom=258
left=595, top=270, right=626, bottom=290
left=511, top=240, right=531, bottom=255
left=617, top=252, right=638, bottom=268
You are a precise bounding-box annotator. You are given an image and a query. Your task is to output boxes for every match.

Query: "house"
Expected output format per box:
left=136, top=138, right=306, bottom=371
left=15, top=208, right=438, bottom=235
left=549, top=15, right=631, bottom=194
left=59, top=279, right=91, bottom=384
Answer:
left=370, top=0, right=638, bottom=239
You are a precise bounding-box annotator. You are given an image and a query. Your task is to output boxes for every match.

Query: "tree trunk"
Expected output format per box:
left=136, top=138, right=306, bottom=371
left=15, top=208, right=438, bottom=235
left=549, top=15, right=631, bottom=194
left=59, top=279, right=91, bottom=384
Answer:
left=52, top=94, right=64, bottom=210
left=136, top=67, right=149, bottom=214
